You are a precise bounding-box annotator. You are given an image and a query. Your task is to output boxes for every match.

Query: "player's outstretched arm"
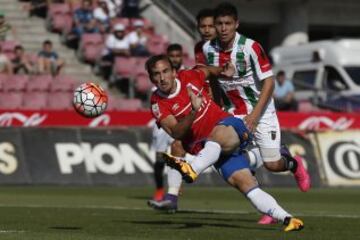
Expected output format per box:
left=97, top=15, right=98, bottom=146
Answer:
left=159, top=112, right=196, bottom=140
left=195, top=61, right=235, bottom=79
left=159, top=86, right=204, bottom=140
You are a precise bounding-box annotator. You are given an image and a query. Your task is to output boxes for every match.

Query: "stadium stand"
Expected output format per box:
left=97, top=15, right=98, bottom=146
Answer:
left=2, top=0, right=198, bottom=111
left=0, top=92, right=23, bottom=109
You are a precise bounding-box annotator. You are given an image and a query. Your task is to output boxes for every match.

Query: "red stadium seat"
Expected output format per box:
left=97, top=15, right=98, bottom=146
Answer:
left=80, top=33, right=104, bottom=63
left=48, top=3, right=71, bottom=16
left=115, top=98, right=142, bottom=111
left=0, top=74, right=9, bottom=91
left=3, top=75, right=29, bottom=92
left=113, top=57, right=137, bottom=78
left=83, top=45, right=103, bottom=63
left=48, top=3, right=72, bottom=32
left=135, top=73, right=152, bottom=94
left=50, top=76, right=76, bottom=92
left=147, top=34, right=168, bottom=55
left=22, top=92, right=48, bottom=110
left=117, top=98, right=143, bottom=111
left=107, top=97, right=143, bottom=111
left=0, top=92, right=23, bottom=110
left=183, top=57, right=196, bottom=68
left=1, top=41, right=18, bottom=60
left=81, top=33, right=103, bottom=46
left=52, top=14, right=73, bottom=33
left=47, top=92, right=73, bottom=110
left=27, top=75, right=53, bottom=92
left=134, top=57, right=148, bottom=76
left=106, top=96, right=121, bottom=110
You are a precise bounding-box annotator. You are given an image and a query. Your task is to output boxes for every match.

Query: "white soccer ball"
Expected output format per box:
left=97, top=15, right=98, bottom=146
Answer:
left=73, top=83, right=108, bottom=118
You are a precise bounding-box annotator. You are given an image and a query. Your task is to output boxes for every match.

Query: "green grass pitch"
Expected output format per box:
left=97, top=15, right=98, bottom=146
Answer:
left=0, top=186, right=359, bottom=240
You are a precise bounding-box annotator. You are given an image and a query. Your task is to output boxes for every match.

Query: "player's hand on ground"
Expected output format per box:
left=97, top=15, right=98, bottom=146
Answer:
left=244, top=113, right=259, bottom=132
left=187, top=84, right=203, bottom=112
left=221, top=61, right=235, bottom=78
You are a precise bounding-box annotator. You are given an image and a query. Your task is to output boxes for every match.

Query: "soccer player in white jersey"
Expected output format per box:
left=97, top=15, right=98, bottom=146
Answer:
left=201, top=3, right=310, bottom=223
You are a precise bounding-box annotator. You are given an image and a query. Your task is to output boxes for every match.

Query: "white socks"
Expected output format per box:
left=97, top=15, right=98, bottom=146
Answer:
left=246, top=187, right=291, bottom=222
left=190, top=141, right=221, bottom=174
left=167, top=168, right=182, bottom=196
left=166, top=153, right=195, bottom=196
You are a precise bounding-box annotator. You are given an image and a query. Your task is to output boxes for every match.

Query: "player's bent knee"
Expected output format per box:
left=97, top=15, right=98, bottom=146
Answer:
left=209, top=125, right=239, bottom=154
left=227, top=169, right=258, bottom=193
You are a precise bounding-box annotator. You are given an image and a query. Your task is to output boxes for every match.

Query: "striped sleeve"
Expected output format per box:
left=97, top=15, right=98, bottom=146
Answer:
left=249, top=41, right=273, bottom=81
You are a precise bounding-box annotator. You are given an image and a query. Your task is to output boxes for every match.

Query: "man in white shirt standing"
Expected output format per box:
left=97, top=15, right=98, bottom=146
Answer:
left=127, top=20, right=150, bottom=56
left=100, top=23, right=130, bottom=79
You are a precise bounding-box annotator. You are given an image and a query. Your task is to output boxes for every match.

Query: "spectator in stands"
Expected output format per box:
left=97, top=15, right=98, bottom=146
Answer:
left=70, top=0, right=95, bottom=42
left=27, top=0, right=48, bottom=18
left=128, top=20, right=149, bottom=56
left=93, top=0, right=112, bottom=33
left=37, top=40, right=65, bottom=76
left=99, top=23, right=130, bottom=79
left=121, top=0, right=140, bottom=18
left=104, top=0, right=122, bottom=17
left=274, top=70, right=298, bottom=111
left=166, top=43, right=184, bottom=71
left=0, top=44, right=13, bottom=74
left=0, top=12, right=16, bottom=41
left=12, top=45, right=33, bottom=74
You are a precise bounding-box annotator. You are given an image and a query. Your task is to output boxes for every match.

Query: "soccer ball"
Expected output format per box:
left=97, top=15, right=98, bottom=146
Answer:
left=73, top=83, right=108, bottom=118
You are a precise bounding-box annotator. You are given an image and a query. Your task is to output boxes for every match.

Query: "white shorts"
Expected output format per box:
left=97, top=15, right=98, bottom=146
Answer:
left=151, top=125, right=174, bottom=152
left=235, top=114, right=281, bottom=162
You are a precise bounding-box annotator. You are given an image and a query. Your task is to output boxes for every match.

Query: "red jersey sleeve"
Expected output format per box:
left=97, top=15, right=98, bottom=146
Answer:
left=150, top=94, right=171, bottom=124
left=178, top=69, right=207, bottom=89
left=194, top=41, right=206, bottom=65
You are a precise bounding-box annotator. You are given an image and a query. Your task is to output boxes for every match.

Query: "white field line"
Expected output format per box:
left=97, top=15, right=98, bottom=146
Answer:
left=0, top=230, right=25, bottom=233
left=0, top=204, right=359, bottom=219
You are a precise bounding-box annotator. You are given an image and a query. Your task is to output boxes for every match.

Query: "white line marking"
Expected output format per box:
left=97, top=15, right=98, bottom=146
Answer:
left=0, top=230, right=24, bottom=233
left=0, top=204, right=359, bottom=219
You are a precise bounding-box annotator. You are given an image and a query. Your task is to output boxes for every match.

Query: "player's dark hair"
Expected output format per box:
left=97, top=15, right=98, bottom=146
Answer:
left=166, top=43, right=183, bottom=53
left=14, top=45, right=23, bottom=51
left=196, top=8, right=215, bottom=24
left=43, top=40, right=52, bottom=46
left=277, top=70, right=285, bottom=77
left=214, top=2, right=238, bottom=21
left=145, top=54, right=173, bottom=75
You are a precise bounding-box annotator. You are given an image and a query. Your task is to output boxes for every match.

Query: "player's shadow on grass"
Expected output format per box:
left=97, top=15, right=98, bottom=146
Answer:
left=50, top=226, right=82, bottom=231
left=123, top=220, right=276, bottom=231
left=127, top=195, right=151, bottom=200
left=175, top=215, right=255, bottom=224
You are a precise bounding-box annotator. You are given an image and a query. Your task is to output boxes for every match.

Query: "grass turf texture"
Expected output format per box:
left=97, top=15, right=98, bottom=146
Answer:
left=0, top=186, right=358, bottom=240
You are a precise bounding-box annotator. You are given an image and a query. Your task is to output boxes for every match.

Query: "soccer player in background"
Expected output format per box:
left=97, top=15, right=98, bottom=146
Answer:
left=150, top=122, right=174, bottom=201
left=200, top=3, right=310, bottom=223
left=147, top=54, right=304, bottom=232
left=167, top=44, right=185, bottom=71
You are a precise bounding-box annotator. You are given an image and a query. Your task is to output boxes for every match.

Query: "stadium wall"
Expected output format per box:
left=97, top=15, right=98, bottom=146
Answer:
left=0, top=127, right=359, bottom=187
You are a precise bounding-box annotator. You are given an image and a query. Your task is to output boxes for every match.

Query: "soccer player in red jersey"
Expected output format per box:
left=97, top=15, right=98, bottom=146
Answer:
left=147, top=55, right=304, bottom=232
